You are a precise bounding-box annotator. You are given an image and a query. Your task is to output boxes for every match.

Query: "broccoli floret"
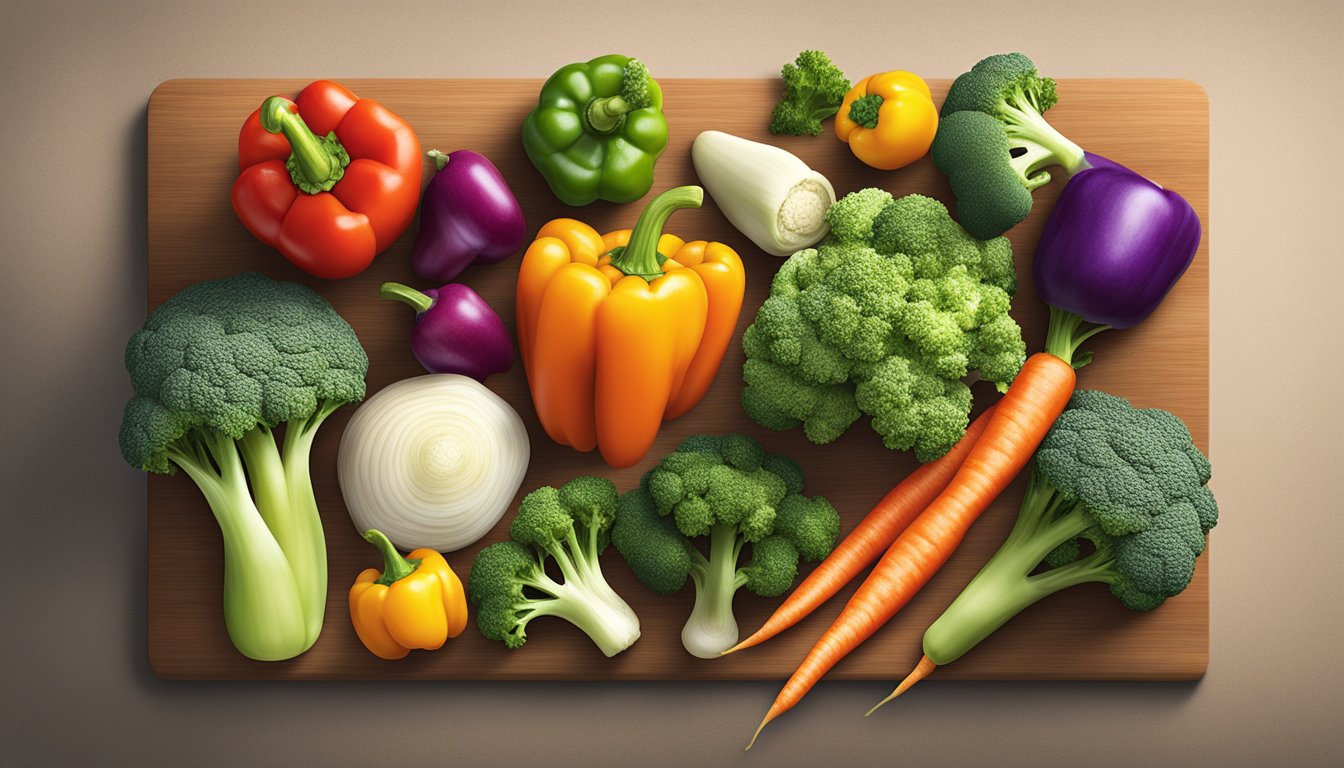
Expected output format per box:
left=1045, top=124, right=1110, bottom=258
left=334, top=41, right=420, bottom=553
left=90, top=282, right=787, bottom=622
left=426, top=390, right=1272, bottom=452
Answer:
left=611, top=435, right=839, bottom=658
left=919, top=390, right=1218, bottom=666
left=118, top=272, right=367, bottom=661
left=769, top=50, right=851, bottom=136
left=741, top=191, right=1026, bottom=461
left=619, top=58, right=653, bottom=110
left=469, top=478, right=640, bottom=657
left=931, top=52, right=1086, bottom=239
left=825, top=187, right=893, bottom=244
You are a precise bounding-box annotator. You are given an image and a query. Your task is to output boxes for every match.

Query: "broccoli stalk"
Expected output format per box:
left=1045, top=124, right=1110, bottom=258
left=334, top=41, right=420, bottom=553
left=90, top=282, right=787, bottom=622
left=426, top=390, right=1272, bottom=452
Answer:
left=769, top=50, right=851, bottom=136
left=586, top=58, right=653, bottom=134
left=119, top=273, right=368, bottom=661
left=612, top=435, right=839, bottom=659
left=871, top=390, right=1218, bottom=709
left=468, top=478, right=640, bottom=657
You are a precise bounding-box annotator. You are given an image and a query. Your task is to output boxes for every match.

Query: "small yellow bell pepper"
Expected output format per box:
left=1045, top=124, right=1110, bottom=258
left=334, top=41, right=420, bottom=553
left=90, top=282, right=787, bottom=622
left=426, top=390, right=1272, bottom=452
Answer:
left=349, top=530, right=468, bottom=660
left=834, top=71, right=939, bottom=171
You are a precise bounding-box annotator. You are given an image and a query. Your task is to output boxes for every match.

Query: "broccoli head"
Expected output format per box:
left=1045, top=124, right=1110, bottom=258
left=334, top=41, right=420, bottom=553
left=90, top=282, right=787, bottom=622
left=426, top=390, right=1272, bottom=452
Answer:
left=931, top=52, right=1087, bottom=239
left=741, top=191, right=1026, bottom=461
left=611, top=434, right=839, bottom=658
left=469, top=478, right=640, bottom=657
left=919, top=390, right=1219, bottom=667
left=117, top=272, right=368, bottom=661
left=769, top=50, right=851, bottom=136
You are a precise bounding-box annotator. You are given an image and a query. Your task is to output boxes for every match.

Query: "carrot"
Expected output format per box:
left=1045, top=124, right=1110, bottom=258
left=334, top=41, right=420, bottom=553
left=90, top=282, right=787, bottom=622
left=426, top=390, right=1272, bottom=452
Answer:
left=747, top=353, right=1076, bottom=749
left=724, top=404, right=998, bottom=656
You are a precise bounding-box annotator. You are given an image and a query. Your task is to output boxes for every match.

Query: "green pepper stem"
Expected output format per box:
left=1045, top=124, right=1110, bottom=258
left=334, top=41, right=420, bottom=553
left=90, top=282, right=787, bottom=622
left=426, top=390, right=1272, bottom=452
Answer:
left=364, top=530, right=420, bottom=585
left=379, top=281, right=435, bottom=314
left=848, top=94, right=884, bottom=129
left=259, top=95, right=349, bottom=194
left=586, top=95, right=634, bottom=133
left=609, top=186, right=703, bottom=281
left=428, top=149, right=451, bottom=172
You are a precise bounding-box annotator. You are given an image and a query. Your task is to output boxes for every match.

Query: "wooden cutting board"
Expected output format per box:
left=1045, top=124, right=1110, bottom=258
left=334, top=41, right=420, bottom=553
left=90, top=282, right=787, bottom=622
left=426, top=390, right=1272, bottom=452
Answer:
left=145, top=78, right=1208, bottom=680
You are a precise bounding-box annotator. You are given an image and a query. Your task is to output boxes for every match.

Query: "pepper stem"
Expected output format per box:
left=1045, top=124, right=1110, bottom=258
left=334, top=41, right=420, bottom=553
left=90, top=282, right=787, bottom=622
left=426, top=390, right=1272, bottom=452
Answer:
left=428, top=149, right=451, bottom=172
left=259, top=96, right=350, bottom=194
left=586, top=95, right=634, bottom=133
left=364, top=530, right=420, bottom=585
left=1044, top=305, right=1111, bottom=369
left=848, top=93, right=884, bottom=129
left=609, top=186, right=703, bottom=281
left=379, top=281, right=435, bottom=314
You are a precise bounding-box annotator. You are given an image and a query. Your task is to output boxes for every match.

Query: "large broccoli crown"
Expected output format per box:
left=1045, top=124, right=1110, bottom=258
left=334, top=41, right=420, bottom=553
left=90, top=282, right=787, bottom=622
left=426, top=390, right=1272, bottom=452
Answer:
left=1038, top=390, right=1218, bottom=610
left=118, top=272, right=368, bottom=473
left=769, top=50, right=851, bottom=136
left=741, top=193, right=1025, bottom=461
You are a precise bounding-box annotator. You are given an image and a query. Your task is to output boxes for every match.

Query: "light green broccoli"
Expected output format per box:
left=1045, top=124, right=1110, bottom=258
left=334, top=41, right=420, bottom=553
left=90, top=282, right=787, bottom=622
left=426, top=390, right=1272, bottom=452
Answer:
left=611, top=434, right=839, bottom=659
left=118, top=272, right=368, bottom=661
left=741, top=191, right=1025, bottom=461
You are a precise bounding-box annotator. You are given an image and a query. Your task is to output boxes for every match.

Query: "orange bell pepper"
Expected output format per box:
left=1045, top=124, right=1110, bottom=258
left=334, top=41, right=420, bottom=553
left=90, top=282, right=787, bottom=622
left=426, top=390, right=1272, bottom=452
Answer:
left=348, top=530, right=468, bottom=660
left=834, top=71, right=939, bottom=171
left=517, top=186, right=745, bottom=468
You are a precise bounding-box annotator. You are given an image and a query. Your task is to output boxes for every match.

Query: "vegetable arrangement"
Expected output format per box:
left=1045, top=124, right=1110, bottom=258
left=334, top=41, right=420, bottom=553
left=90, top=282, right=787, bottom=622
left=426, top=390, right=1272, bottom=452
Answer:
left=132, top=48, right=1213, bottom=746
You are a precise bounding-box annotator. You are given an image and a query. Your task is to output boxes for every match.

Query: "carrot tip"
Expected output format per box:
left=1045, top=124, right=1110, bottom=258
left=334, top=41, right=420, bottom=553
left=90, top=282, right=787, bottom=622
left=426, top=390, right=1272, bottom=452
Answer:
left=746, top=716, right=770, bottom=751
left=869, top=655, right=937, bottom=716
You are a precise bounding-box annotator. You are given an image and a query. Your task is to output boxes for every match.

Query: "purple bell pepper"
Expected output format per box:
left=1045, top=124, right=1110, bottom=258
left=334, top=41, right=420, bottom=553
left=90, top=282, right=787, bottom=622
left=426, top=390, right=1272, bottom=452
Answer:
left=1034, top=152, right=1202, bottom=330
left=411, top=150, right=527, bottom=283
left=380, top=281, right=513, bottom=381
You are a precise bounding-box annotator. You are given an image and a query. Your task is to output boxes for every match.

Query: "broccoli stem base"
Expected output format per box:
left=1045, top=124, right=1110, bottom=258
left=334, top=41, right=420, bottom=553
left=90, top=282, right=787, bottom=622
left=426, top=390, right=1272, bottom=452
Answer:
left=682, top=523, right=749, bottom=659
left=520, top=555, right=642, bottom=658
left=166, top=429, right=314, bottom=661
left=920, top=474, right=1113, bottom=666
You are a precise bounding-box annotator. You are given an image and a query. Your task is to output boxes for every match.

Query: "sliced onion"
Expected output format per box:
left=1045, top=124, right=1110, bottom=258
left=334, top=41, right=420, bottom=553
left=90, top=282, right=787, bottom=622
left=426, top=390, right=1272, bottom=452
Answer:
left=338, top=374, right=529, bottom=552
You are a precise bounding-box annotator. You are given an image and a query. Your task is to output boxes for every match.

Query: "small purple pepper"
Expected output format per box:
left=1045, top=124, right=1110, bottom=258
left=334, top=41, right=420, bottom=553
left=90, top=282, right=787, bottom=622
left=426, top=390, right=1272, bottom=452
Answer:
left=1034, top=152, right=1202, bottom=329
left=411, top=149, right=527, bottom=283
left=379, top=281, right=513, bottom=381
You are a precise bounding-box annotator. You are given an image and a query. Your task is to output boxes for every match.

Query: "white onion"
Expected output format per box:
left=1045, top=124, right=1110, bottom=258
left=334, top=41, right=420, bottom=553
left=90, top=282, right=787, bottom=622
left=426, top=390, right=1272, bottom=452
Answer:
left=338, top=374, right=529, bottom=552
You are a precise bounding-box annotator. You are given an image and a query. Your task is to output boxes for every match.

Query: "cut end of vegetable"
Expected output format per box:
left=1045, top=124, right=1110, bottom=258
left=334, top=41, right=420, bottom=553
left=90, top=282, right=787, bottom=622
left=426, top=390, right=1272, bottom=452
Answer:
left=866, top=655, right=937, bottom=715
left=777, top=180, right=831, bottom=243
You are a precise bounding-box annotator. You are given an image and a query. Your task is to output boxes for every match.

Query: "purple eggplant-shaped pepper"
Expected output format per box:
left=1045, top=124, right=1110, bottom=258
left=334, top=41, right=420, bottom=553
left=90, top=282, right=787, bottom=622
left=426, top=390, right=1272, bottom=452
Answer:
left=380, top=281, right=513, bottom=381
left=1035, top=153, right=1202, bottom=368
left=1035, top=152, right=1201, bottom=329
left=411, top=150, right=527, bottom=282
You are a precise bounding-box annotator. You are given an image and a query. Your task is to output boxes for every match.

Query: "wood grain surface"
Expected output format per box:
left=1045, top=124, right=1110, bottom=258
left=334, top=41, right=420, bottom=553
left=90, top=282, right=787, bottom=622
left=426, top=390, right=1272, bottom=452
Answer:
left=145, top=78, right=1208, bottom=680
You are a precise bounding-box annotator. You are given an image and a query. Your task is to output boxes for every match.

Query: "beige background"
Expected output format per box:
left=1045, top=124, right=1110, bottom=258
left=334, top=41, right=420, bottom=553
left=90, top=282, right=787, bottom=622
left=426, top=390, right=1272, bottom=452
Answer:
left=1, top=0, right=1340, bottom=765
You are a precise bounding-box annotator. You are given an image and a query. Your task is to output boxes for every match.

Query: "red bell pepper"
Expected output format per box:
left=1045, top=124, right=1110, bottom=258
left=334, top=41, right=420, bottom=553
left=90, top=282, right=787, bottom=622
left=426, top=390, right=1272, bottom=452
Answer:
left=232, top=80, right=422, bottom=279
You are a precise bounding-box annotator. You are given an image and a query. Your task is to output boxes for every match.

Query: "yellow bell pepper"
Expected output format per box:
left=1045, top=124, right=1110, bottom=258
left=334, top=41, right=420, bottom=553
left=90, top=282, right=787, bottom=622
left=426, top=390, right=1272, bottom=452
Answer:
left=834, top=71, right=939, bottom=171
left=349, top=530, right=468, bottom=660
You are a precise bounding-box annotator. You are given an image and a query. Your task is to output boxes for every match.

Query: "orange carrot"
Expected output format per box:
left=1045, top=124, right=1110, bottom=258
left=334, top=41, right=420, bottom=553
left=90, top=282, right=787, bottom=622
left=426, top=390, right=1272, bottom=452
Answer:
left=724, top=405, right=998, bottom=656
left=747, top=353, right=1076, bottom=749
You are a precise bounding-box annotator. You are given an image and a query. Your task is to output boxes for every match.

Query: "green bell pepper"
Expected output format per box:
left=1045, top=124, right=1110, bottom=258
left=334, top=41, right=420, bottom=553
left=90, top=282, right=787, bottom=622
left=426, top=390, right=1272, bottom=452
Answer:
left=522, top=55, right=669, bottom=206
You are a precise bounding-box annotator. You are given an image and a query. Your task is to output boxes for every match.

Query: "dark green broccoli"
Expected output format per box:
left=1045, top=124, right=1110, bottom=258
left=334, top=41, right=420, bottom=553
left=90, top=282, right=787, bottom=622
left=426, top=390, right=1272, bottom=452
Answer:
left=769, top=50, right=851, bottom=136
left=585, top=58, right=653, bottom=131
left=118, top=272, right=368, bottom=661
left=468, top=478, right=640, bottom=657
left=741, top=191, right=1026, bottom=461
left=611, top=434, right=840, bottom=658
left=931, top=52, right=1087, bottom=239
left=917, top=390, right=1218, bottom=669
